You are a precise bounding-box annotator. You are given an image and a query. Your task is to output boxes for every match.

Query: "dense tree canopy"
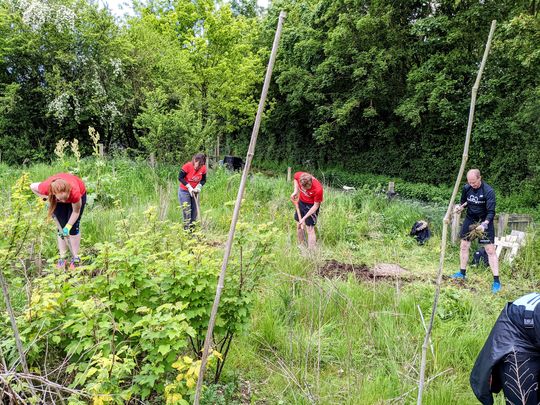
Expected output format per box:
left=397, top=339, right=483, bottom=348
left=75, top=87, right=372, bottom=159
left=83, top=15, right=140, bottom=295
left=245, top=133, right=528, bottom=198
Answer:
left=0, top=0, right=539, bottom=199
left=261, top=0, right=540, bottom=195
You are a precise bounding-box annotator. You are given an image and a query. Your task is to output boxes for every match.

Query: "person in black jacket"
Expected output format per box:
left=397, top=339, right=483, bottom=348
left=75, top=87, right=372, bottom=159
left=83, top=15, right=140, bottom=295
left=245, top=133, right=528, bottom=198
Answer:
left=451, top=169, right=501, bottom=293
left=471, top=292, right=540, bottom=404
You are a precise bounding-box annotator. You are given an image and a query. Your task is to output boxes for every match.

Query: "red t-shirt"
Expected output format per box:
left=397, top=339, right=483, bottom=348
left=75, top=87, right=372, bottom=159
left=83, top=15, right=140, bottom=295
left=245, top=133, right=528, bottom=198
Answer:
left=294, top=172, right=323, bottom=204
left=180, top=162, right=207, bottom=190
left=38, top=173, right=86, bottom=203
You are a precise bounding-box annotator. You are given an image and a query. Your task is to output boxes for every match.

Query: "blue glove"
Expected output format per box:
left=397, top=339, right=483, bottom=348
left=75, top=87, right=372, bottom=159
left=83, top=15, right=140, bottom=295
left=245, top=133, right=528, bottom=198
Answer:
left=63, top=224, right=72, bottom=236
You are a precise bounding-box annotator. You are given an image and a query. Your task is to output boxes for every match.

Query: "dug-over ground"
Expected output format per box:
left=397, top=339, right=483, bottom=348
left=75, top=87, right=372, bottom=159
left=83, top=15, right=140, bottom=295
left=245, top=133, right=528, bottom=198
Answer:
left=318, top=260, right=411, bottom=281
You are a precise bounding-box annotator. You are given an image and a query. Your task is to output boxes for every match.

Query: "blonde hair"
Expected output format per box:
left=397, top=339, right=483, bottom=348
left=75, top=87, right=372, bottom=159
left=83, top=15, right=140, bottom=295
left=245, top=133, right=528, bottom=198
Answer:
left=47, top=179, right=71, bottom=217
left=299, top=173, right=313, bottom=189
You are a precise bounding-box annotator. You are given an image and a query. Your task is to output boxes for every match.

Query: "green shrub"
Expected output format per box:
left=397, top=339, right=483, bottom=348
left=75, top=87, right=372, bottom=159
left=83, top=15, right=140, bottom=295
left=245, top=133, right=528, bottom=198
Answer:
left=1, top=205, right=277, bottom=402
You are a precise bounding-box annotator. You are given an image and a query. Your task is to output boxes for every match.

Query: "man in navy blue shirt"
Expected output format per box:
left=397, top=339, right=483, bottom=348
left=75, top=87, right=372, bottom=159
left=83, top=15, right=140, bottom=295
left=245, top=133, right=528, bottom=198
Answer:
left=451, top=169, right=501, bottom=293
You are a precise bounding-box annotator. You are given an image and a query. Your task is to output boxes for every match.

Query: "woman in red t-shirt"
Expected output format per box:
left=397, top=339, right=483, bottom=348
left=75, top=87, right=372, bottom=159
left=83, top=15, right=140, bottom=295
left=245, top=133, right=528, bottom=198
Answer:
left=291, top=172, right=323, bottom=249
left=30, top=173, right=87, bottom=269
left=178, top=153, right=207, bottom=229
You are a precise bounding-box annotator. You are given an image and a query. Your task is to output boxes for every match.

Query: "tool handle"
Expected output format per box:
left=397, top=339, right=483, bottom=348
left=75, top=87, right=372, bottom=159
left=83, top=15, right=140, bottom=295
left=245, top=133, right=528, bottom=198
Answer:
left=292, top=200, right=305, bottom=230
left=194, top=193, right=202, bottom=223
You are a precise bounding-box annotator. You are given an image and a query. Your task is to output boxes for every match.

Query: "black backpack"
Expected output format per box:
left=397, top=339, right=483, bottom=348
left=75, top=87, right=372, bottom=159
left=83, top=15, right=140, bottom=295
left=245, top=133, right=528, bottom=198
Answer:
left=472, top=247, right=490, bottom=267
left=410, top=221, right=431, bottom=245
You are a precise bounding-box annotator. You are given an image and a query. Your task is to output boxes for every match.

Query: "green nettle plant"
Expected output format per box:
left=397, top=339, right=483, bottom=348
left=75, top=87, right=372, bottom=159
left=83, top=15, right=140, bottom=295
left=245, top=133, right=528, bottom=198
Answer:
left=0, top=205, right=276, bottom=403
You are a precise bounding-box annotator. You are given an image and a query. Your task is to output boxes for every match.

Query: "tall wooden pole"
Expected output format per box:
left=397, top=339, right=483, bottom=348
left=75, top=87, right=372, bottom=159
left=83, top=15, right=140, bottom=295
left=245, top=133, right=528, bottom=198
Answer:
left=0, top=271, right=29, bottom=376
left=416, top=20, right=496, bottom=404
left=193, top=11, right=287, bottom=405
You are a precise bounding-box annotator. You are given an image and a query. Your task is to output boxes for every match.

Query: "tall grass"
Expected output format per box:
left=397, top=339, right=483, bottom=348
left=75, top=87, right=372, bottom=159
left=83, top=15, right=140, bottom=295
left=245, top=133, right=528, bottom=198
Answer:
left=1, top=158, right=538, bottom=404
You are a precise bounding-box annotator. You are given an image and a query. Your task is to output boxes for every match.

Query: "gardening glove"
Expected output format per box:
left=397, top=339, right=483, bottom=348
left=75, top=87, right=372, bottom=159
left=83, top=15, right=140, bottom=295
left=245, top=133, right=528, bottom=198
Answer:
left=194, top=184, right=202, bottom=194
left=476, top=224, right=486, bottom=233
left=62, top=223, right=72, bottom=237
left=187, top=184, right=194, bottom=196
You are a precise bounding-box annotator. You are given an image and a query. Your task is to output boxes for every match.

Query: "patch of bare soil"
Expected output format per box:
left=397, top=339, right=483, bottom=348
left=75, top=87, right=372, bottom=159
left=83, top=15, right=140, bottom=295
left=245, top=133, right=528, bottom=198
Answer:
left=203, top=239, right=224, bottom=248
left=319, top=260, right=411, bottom=281
left=442, top=275, right=478, bottom=293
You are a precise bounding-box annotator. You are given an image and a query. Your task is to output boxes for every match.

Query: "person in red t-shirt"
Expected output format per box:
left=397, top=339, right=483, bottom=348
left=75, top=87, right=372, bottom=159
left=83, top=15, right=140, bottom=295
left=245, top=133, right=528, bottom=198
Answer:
left=178, top=153, right=207, bottom=229
left=291, top=172, right=323, bottom=249
left=30, top=173, right=87, bottom=269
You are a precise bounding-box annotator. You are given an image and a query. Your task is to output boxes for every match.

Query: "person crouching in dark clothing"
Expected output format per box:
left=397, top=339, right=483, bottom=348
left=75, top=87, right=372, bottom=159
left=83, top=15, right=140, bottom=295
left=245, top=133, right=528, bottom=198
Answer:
left=471, top=293, right=540, bottom=404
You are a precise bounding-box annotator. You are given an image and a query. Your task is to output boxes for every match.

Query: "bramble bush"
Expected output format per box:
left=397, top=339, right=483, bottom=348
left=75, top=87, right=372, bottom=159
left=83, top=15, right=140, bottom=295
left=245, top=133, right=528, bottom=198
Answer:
left=0, top=192, right=277, bottom=403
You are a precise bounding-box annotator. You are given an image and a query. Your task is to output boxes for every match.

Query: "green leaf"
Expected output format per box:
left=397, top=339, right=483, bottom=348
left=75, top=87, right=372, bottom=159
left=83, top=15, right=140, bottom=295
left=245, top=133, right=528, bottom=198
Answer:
left=158, top=344, right=171, bottom=356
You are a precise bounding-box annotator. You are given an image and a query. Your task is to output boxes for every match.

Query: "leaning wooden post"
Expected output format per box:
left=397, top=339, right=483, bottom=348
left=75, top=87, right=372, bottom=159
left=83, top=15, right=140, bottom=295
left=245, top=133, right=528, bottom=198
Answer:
left=0, top=271, right=29, bottom=375
left=387, top=181, right=397, bottom=200
left=193, top=11, right=287, bottom=405
left=417, top=20, right=496, bottom=404
left=450, top=206, right=461, bottom=244
left=287, top=167, right=292, bottom=182
left=0, top=269, right=37, bottom=396
left=497, top=213, right=509, bottom=237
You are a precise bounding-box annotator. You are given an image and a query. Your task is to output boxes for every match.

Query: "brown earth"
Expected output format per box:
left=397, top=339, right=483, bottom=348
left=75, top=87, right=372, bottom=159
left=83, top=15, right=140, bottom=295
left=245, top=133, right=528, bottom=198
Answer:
left=318, top=260, right=411, bottom=281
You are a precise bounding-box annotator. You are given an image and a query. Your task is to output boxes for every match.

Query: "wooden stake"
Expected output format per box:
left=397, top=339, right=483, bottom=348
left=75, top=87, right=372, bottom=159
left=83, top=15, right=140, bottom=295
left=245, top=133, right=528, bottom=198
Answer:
left=0, top=271, right=30, bottom=376
left=450, top=206, right=461, bottom=244
left=194, top=193, right=202, bottom=226
left=287, top=167, right=292, bottom=182
left=193, top=11, right=287, bottom=405
left=416, top=20, right=497, bottom=405
left=387, top=181, right=396, bottom=199
left=0, top=270, right=37, bottom=396
left=497, top=213, right=509, bottom=237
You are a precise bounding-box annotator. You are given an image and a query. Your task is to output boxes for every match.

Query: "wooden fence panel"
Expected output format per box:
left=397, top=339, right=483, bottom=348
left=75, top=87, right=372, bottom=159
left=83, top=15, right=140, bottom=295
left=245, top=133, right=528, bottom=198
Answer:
left=450, top=213, right=533, bottom=244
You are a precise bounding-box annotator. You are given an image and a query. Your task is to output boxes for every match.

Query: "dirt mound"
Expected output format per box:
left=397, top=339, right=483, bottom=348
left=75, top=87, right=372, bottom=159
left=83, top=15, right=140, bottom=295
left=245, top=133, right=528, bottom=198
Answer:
left=319, top=260, right=410, bottom=281
left=372, top=263, right=410, bottom=277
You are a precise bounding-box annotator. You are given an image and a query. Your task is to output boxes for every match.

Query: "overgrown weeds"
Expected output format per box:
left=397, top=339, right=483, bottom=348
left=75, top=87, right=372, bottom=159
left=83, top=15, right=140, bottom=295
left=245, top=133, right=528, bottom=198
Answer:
left=1, top=159, right=539, bottom=403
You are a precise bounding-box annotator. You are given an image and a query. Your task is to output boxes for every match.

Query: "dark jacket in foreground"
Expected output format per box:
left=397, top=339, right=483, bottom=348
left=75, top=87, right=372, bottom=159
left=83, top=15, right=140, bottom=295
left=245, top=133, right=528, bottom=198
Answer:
left=470, top=293, right=540, bottom=404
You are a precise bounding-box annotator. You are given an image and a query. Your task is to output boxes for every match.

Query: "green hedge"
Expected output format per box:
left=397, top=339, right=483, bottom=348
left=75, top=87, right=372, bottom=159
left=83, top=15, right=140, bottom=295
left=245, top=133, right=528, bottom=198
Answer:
left=317, top=169, right=451, bottom=204
left=316, top=168, right=540, bottom=220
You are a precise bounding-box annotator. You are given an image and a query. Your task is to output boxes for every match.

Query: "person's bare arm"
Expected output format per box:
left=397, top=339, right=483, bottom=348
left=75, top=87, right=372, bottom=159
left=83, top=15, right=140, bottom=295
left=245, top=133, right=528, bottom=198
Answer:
left=291, top=180, right=299, bottom=201
left=67, top=200, right=82, bottom=226
left=300, top=202, right=320, bottom=224
left=30, top=183, right=48, bottom=199
left=453, top=202, right=467, bottom=214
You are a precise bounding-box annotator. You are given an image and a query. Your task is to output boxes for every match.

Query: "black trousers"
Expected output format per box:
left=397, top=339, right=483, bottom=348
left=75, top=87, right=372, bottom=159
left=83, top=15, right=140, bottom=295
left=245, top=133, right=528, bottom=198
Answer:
left=53, top=194, right=86, bottom=235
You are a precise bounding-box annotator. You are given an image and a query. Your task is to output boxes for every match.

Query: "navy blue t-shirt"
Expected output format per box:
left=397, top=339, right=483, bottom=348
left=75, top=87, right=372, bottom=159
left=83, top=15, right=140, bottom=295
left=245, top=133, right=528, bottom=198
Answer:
left=460, top=182, right=496, bottom=222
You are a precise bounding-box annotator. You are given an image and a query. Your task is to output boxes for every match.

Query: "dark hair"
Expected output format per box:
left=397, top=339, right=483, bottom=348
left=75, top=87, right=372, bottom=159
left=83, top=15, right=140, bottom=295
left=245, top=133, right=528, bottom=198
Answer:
left=192, top=153, right=206, bottom=166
